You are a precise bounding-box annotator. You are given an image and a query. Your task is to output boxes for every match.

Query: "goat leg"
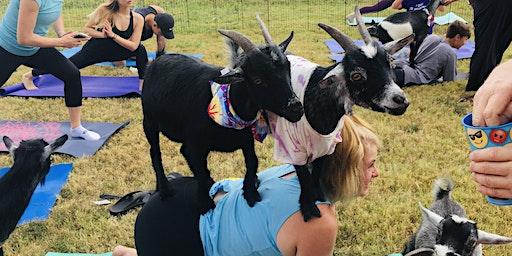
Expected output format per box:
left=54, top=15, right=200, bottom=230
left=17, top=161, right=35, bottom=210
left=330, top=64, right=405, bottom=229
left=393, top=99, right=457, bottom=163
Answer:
left=181, top=144, right=215, bottom=214
left=0, top=246, right=3, bottom=256
left=241, top=140, right=261, bottom=207
left=295, top=165, right=321, bottom=222
left=311, top=157, right=326, bottom=202
left=408, top=41, right=417, bottom=68
left=144, top=122, right=174, bottom=198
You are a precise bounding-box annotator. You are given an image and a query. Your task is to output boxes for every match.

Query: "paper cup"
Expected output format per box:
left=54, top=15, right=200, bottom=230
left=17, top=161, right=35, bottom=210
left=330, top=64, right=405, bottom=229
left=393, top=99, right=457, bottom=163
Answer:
left=461, top=113, right=512, bottom=206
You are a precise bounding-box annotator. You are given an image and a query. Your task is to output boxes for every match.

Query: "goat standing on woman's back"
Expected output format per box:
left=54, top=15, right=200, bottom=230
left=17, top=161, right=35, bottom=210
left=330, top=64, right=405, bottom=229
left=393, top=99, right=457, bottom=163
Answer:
left=142, top=16, right=303, bottom=214
left=0, top=135, right=68, bottom=256
left=227, top=7, right=414, bottom=221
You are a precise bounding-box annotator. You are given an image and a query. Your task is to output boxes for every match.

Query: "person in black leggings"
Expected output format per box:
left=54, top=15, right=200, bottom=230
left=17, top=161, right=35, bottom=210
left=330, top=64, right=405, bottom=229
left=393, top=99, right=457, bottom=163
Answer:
left=0, top=0, right=100, bottom=141
left=23, top=0, right=148, bottom=90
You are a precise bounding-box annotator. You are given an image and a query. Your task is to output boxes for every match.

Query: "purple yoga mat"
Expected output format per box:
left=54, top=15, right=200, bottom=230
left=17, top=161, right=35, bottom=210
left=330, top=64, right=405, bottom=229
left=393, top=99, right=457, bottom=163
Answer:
left=0, top=120, right=129, bottom=157
left=0, top=75, right=140, bottom=97
left=324, top=39, right=475, bottom=62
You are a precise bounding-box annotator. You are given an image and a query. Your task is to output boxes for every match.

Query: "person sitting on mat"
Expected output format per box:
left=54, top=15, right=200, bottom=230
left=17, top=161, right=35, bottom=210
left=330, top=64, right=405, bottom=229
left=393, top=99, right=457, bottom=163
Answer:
left=0, top=0, right=100, bottom=141
left=111, top=115, right=381, bottom=256
left=392, top=20, right=470, bottom=87
left=23, top=0, right=148, bottom=91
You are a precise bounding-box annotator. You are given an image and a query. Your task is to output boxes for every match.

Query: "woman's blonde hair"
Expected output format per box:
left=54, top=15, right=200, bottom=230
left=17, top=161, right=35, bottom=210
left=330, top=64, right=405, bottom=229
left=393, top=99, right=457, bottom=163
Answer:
left=321, top=115, right=381, bottom=202
left=87, top=0, right=120, bottom=28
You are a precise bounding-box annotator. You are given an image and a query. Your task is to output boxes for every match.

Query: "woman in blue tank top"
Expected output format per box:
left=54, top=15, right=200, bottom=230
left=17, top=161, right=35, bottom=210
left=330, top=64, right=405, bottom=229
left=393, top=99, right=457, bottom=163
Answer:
left=113, top=115, right=381, bottom=256
left=0, top=0, right=101, bottom=141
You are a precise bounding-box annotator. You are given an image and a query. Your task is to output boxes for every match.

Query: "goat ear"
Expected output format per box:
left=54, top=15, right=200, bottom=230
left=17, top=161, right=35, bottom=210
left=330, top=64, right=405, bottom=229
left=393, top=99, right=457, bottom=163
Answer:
left=419, top=203, right=443, bottom=226
left=477, top=230, right=512, bottom=244
left=404, top=248, right=435, bottom=256
left=384, top=34, right=415, bottom=55
left=278, top=31, right=294, bottom=52
left=212, top=68, right=245, bottom=85
left=42, top=134, right=68, bottom=160
left=2, top=136, right=18, bottom=155
left=319, top=75, right=341, bottom=89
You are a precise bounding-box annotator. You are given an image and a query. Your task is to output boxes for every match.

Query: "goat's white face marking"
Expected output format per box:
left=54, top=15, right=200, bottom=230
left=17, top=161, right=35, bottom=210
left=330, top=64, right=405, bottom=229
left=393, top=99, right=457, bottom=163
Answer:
left=451, top=215, right=475, bottom=224
left=361, top=44, right=377, bottom=58
left=374, top=82, right=406, bottom=111
left=434, top=245, right=457, bottom=256
left=380, top=21, right=414, bottom=41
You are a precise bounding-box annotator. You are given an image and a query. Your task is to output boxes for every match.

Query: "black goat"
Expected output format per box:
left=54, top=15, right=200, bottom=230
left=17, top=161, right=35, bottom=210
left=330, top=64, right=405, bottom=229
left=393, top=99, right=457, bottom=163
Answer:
left=403, top=178, right=512, bottom=256
left=0, top=135, right=68, bottom=256
left=228, top=8, right=413, bottom=221
left=142, top=16, right=303, bottom=213
left=368, top=0, right=443, bottom=67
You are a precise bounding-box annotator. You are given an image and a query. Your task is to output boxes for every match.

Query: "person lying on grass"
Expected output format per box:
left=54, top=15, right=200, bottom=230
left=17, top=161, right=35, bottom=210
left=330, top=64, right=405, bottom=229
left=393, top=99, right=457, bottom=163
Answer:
left=112, top=115, right=381, bottom=256
left=392, top=20, right=470, bottom=87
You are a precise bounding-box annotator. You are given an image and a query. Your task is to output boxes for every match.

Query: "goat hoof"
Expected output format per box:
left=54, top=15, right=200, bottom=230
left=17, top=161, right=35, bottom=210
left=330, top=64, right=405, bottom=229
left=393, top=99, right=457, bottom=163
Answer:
left=198, top=197, right=216, bottom=214
left=301, top=204, right=322, bottom=222
left=243, top=189, right=262, bottom=207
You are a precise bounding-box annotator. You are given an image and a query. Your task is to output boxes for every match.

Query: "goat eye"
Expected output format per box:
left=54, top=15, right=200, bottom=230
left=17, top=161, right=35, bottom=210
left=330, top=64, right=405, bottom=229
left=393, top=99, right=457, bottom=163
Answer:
left=350, top=72, right=363, bottom=81
left=253, top=78, right=263, bottom=85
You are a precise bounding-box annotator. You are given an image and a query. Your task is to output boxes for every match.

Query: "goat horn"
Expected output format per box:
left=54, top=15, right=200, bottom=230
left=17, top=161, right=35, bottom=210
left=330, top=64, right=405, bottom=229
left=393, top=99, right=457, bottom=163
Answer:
left=218, top=29, right=258, bottom=53
left=354, top=6, right=373, bottom=45
left=256, top=14, right=273, bottom=45
left=318, top=23, right=358, bottom=53
left=419, top=203, right=443, bottom=225
left=477, top=230, right=512, bottom=244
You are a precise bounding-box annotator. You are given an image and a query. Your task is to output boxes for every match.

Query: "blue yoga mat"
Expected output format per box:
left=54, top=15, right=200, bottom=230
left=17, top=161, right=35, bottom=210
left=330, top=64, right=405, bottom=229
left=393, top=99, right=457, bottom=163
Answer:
left=46, top=253, right=112, bottom=256
left=0, top=163, right=73, bottom=225
left=0, top=75, right=140, bottom=97
left=346, top=12, right=467, bottom=26
left=0, top=120, right=129, bottom=157
left=60, top=47, right=204, bottom=67
left=324, top=39, right=475, bottom=62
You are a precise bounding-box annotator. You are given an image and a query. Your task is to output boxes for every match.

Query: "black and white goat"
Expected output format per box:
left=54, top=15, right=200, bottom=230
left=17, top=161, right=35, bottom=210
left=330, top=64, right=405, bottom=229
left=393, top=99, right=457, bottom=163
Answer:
left=0, top=135, right=68, bottom=256
left=228, top=8, right=413, bottom=221
left=367, top=0, right=443, bottom=66
left=142, top=16, right=303, bottom=213
left=402, top=178, right=512, bottom=256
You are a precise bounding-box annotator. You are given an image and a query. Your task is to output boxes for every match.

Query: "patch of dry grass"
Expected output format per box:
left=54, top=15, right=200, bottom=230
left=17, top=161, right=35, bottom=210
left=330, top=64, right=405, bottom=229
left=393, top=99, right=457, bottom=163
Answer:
left=1, top=1, right=512, bottom=255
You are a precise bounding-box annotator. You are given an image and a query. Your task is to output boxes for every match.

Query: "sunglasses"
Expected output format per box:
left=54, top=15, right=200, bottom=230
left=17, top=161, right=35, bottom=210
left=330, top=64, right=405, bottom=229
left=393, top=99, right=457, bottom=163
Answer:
left=468, top=130, right=483, bottom=140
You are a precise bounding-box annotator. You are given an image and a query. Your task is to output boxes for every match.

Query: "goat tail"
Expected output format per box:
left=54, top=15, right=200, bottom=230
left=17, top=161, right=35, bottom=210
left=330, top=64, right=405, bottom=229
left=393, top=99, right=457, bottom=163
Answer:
left=427, top=0, right=443, bottom=16
left=432, top=177, right=454, bottom=201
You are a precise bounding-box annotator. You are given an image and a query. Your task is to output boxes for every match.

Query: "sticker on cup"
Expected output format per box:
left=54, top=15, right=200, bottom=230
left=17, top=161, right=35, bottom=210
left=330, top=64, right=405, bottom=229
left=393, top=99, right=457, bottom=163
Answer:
left=461, top=113, right=512, bottom=206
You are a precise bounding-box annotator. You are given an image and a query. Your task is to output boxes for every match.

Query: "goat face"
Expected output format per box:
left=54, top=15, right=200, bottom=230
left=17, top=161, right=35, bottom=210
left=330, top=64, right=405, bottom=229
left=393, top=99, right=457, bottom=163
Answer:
left=2, top=135, right=68, bottom=185
left=419, top=205, right=512, bottom=256
left=215, top=16, right=303, bottom=123
left=341, top=41, right=409, bottom=115
left=318, top=7, right=413, bottom=116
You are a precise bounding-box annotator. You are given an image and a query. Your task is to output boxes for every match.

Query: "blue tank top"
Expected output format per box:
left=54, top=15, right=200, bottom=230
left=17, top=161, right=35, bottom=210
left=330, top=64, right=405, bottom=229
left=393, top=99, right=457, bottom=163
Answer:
left=0, top=0, right=63, bottom=56
left=199, top=164, right=330, bottom=256
left=402, top=0, right=430, bottom=11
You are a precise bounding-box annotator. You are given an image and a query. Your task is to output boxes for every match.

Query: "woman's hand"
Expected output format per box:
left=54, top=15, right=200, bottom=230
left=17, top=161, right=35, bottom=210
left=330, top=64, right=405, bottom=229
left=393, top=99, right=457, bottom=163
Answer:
left=103, top=21, right=116, bottom=39
left=58, top=32, right=87, bottom=48
left=469, top=144, right=512, bottom=199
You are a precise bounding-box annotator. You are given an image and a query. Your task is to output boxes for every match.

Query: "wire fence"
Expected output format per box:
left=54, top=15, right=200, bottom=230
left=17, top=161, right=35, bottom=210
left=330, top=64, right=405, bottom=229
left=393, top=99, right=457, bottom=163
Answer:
left=0, top=0, right=474, bottom=34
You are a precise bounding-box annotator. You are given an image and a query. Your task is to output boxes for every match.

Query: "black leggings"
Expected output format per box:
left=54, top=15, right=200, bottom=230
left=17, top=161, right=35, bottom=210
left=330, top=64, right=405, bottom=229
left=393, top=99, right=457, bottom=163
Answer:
left=0, top=46, right=82, bottom=107
left=466, top=0, right=512, bottom=91
left=135, top=177, right=204, bottom=256
left=32, top=38, right=148, bottom=79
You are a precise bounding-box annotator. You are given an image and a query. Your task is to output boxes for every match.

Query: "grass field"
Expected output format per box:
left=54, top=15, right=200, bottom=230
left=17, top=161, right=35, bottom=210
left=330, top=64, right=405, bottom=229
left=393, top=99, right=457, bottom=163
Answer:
left=1, top=1, right=512, bottom=255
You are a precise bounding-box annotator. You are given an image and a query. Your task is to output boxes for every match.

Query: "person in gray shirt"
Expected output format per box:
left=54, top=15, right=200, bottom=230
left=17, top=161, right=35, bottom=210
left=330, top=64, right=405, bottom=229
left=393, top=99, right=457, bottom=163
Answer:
left=393, top=21, right=471, bottom=87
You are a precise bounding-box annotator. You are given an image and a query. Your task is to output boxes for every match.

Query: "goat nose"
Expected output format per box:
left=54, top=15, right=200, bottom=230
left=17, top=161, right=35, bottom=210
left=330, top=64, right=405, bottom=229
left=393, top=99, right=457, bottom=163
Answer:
left=393, top=95, right=406, bottom=105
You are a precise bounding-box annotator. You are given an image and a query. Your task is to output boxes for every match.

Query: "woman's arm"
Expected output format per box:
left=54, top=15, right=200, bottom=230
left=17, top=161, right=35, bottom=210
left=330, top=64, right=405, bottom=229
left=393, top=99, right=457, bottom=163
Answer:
left=84, top=16, right=106, bottom=38
left=17, top=0, right=82, bottom=48
left=52, top=15, right=66, bottom=37
left=391, top=0, right=403, bottom=9
left=156, top=34, right=166, bottom=54
left=106, top=12, right=144, bottom=52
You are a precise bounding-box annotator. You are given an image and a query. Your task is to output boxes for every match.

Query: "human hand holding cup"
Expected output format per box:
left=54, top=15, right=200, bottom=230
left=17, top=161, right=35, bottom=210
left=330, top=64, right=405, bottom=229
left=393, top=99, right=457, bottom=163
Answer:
left=462, top=113, right=512, bottom=205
